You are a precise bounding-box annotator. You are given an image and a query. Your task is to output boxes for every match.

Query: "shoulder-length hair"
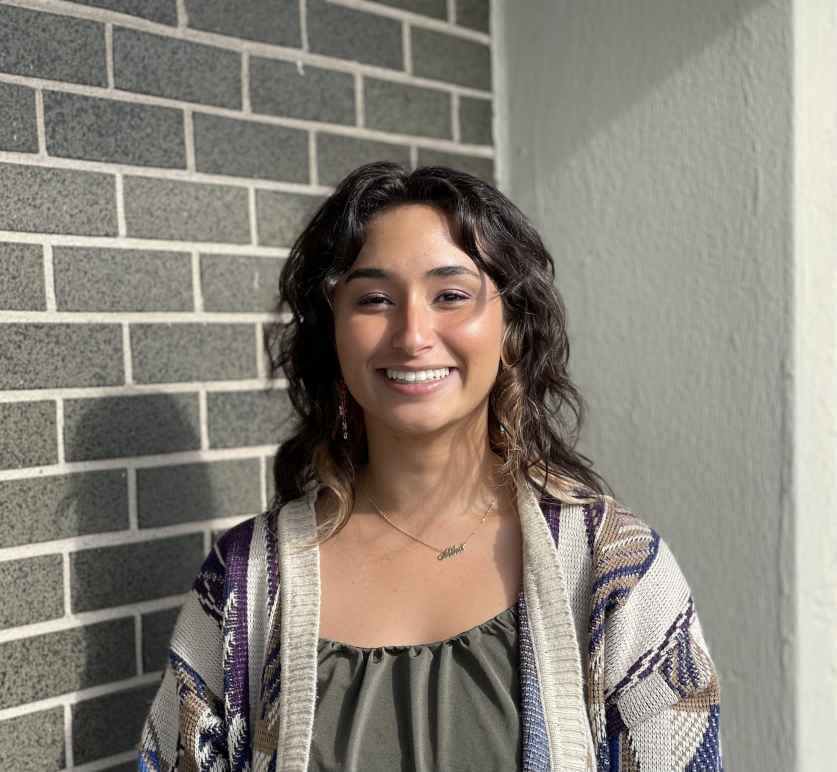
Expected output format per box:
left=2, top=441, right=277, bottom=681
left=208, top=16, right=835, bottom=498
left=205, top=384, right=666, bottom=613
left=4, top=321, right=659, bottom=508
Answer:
left=264, top=161, right=613, bottom=543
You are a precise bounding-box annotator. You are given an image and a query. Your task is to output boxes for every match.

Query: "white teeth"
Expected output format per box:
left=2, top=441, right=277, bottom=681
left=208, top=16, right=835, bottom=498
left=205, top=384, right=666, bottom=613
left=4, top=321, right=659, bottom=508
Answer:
left=385, top=367, right=451, bottom=383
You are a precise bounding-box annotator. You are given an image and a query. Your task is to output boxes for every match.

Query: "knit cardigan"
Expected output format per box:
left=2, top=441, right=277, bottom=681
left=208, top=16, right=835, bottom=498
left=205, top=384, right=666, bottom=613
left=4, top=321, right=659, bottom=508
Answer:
left=137, top=476, right=723, bottom=771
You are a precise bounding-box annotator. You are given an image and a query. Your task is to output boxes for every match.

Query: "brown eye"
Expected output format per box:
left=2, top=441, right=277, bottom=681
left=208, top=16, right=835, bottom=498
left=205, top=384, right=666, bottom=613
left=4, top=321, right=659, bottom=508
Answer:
left=357, top=292, right=468, bottom=307
left=357, top=294, right=391, bottom=306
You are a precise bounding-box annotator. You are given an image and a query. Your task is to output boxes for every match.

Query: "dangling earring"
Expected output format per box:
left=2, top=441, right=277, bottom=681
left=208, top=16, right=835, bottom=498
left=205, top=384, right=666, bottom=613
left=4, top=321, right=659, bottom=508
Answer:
left=496, top=356, right=507, bottom=434
left=337, top=380, right=348, bottom=440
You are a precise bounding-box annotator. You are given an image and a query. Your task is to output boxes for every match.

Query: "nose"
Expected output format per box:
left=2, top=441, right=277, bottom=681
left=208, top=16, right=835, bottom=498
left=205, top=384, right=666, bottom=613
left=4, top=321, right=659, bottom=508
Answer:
left=389, top=293, right=434, bottom=355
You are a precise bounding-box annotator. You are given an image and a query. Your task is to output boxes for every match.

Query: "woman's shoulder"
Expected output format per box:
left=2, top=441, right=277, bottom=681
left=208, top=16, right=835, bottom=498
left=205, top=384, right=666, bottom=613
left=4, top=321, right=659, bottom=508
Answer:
left=209, top=502, right=292, bottom=575
left=563, top=491, right=722, bottom=734
left=539, top=478, right=658, bottom=563
left=542, top=480, right=704, bottom=630
left=563, top=487, right=694, bottom=610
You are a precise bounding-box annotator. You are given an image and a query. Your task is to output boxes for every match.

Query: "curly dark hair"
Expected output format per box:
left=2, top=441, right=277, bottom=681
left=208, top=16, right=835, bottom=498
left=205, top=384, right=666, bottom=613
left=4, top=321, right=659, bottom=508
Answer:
left=264, top=161, right=613, bottom=542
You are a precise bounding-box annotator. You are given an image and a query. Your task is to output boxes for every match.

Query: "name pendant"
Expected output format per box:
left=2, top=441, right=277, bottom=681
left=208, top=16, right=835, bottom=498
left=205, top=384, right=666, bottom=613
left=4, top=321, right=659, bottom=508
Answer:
left=437, top=543, right=465, bottom=561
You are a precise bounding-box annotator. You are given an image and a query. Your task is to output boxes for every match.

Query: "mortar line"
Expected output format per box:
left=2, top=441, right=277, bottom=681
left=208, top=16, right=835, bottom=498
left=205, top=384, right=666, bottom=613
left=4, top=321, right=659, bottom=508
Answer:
left=199, top=389, right=209, bottom=450
left=191, top=250, right=204, bottom=312
left=241, top=51, right=251, bottom=112
left=105, top=22, right=114, bottom=88
left=299, top=0, right=309, bottom=51
left=402, top=21, right=412, bottom=75
left=355, top=72, right=364, bottom=128
left=248, top=187, right=259, bottom=245
left=127, top=467, right=138, bottom=530
left=34, top=88, right=46, bottom=157
left=114, top=173, right=126, bottom=237
left=122, top=322, right=133, bottom=384
left=43, top=243, right=57, bottom=312
left=183, top=107, right=195, bottom=170
left=55, top=398, right=65, bottom=465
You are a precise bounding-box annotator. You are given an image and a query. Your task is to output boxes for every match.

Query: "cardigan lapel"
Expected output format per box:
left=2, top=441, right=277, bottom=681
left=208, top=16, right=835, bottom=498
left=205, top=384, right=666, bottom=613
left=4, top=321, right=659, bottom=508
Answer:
left=270, top=478, right=595, bottom=772
left=516, top=479, right=595, bottom=771
left=274, top=479, right=323, bottom=772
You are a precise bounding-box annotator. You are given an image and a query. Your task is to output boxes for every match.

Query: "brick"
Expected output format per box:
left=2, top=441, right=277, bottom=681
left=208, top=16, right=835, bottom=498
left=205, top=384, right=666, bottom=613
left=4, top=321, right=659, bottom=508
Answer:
left=193, top=113, right=308, bottom=182
left=53, top=246, right=193, bottom=312
left=0, top=323, right=123, bottom=390
left=113, top=28, right=241, bottom=109
left=63, top=393, right=201, bottom=461
left=102, top=761, right=138, bottom=772
left=67, top=1, right=178, bottom=25
left=0, top=163, right=117, bottom=236
left=417, top=147, right=494, bottom=183
left=185, top=0, right=301, bottom=47
left=72, top=683, right=159, bottom=764
left=0, top=6, right=106, bottom=86
left=255, top=190, right=325, bottom=247
left=250, top=57, right=355, bottom=126
left=201, top=253, right=283, bottom=312
left=71, top=534, right=204, bottom=611
left=141, top=606, right=180, bottom=673
left=0, top=708, right=65, bottom=771
left=0, top=402, right=56, bottom=469
left=0, top=618, right=135, bottom=709
left=0, top=242, right=44, bottom=311
left=456, top=0, right=490, bottom=32
left=124, top=176, right=250, bottom=243
left=411, top=27, right=491, bottom=89
left=459, top=95, right=492, bottom=145
left=364, top=77, right=451, bottom=139
left=0, top=470, right=128, bottom=549
left=374, top=0, right=446, bottom=19
left=207, top=389, right=294, bottom=448
left=44, top=91, right=185, bottom=169
left=137, top=458, right=262, bottom=527
left=316, top=133, right=411, bottom=187
left=131, top=322, right=257, bottom=384
left=307, top=0, right=403, bottom=71
left=0, top=556, right=63, bottom=630
left=0, top=82, right=37, bottom=153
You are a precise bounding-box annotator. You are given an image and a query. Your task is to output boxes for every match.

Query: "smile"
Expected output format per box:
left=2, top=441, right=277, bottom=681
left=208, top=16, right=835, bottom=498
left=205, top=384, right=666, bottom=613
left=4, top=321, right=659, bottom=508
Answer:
left=376, top=367, right=457, bottom=395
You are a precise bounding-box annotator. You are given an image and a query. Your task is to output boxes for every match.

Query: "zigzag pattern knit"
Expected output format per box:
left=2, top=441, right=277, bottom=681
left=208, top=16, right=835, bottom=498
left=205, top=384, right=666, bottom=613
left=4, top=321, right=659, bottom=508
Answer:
left=138, top=480, right=723, bottom=771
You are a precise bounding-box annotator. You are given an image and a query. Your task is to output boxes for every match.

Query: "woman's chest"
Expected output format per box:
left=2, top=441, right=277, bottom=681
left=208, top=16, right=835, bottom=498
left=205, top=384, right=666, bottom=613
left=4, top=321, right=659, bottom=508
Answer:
left=317, top=508, right=523, bottom=648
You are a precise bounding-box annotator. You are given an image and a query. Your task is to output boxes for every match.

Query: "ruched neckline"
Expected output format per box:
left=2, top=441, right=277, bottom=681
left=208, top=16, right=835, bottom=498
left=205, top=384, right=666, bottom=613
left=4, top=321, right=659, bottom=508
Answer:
left=310, top=600, right=521, bottom=770
left=317, top=602, right=518, bottom=657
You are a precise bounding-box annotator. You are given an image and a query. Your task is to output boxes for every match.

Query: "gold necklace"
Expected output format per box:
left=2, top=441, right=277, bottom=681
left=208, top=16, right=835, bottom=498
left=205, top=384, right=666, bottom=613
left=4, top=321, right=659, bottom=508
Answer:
left=366, top=493, right=496, bottom=561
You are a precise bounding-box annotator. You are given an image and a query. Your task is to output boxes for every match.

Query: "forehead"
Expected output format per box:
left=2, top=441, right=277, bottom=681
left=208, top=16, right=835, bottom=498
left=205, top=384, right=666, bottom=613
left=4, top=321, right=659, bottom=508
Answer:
left=354, top=204, right=473, bottom=269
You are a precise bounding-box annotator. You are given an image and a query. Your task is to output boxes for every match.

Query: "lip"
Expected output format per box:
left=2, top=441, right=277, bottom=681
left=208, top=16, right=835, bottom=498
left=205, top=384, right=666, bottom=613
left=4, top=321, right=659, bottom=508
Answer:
left=376, top=367, right=458, bottom=396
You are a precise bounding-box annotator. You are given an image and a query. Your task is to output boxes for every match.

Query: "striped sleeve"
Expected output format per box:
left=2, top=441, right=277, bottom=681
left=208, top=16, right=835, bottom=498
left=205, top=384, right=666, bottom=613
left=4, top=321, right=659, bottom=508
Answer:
left=137, top=541, right=230, bottom=771
left=589, top=501, right=723, bottom=771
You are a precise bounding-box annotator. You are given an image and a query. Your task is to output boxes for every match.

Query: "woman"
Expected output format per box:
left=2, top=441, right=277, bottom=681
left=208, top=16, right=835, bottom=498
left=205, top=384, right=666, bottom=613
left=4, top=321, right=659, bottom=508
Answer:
left=138, top=162, right=723, bottom=771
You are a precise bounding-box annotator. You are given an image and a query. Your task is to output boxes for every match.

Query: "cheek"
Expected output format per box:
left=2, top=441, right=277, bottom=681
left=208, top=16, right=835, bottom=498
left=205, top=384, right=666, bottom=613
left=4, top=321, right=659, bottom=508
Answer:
left=334, top=315, right=380, bottom=373
left=454, top=312, right=504, bottom=357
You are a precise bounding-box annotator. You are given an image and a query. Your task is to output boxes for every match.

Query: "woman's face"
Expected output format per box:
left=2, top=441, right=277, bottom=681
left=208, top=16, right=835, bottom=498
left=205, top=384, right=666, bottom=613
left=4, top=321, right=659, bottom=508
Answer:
left=332, top=203, right=505, bottom=439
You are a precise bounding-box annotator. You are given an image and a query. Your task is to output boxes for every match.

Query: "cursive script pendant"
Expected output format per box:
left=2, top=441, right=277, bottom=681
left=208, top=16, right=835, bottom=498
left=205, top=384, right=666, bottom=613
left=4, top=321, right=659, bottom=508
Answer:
left=437, top=543, right=465, bottom=561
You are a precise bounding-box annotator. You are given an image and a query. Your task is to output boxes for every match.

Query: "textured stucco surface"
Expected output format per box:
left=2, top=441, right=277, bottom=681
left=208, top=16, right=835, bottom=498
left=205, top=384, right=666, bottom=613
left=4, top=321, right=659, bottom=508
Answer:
left=497, top=1, right=799, bottom=769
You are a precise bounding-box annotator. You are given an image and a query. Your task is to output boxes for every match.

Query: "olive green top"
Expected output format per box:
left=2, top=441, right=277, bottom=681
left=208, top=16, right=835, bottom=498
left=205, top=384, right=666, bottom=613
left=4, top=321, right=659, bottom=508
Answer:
left=308, top=603, right=521, bottom=771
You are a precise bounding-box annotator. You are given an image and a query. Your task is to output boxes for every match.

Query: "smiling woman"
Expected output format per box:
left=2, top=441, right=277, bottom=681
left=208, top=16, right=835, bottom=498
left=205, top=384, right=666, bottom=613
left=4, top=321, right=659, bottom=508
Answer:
left=138, top=162, right=723, bottom=772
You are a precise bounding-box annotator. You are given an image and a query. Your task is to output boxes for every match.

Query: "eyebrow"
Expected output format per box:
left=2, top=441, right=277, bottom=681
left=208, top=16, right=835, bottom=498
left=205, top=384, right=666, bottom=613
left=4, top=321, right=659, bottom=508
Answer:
left=343, top=265, right=481, bottom=283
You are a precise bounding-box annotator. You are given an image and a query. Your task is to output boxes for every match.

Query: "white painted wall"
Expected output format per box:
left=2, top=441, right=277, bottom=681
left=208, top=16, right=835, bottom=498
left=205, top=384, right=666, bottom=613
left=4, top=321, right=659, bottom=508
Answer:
left=495, top=0, right=836, bottom=769
left=792, top=1, right=837, bottom=767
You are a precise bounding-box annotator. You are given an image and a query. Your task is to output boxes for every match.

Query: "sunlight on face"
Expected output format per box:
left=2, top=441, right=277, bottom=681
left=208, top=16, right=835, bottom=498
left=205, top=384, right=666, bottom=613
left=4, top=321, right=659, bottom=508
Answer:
left=331, top=203, right=505, bottom=440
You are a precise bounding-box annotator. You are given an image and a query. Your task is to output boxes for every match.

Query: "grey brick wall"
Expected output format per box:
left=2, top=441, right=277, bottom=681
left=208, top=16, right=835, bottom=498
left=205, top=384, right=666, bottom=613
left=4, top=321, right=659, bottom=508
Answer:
left=0, top=0, right=494, bottom=767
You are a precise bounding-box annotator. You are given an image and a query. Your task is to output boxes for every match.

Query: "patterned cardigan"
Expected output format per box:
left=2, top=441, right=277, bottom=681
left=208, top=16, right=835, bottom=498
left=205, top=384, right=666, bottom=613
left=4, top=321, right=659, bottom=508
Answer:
left=137, top=476, right=723, bottom=771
